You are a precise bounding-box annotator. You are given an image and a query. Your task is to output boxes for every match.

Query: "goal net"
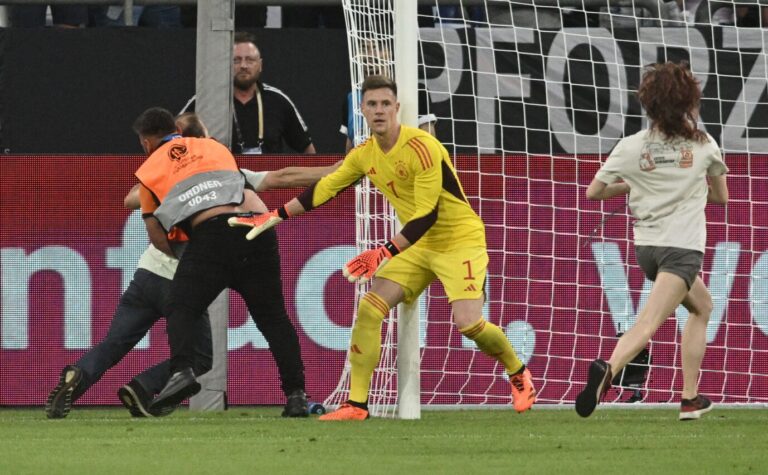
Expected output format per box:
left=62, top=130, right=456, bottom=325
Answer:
left=329, top=0, right=768, bottom=416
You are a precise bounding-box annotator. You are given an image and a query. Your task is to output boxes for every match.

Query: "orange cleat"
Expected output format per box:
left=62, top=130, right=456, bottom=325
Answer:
left=318, top=403, right=370, bottom=421
left=509, top=368, right=537, bottom=413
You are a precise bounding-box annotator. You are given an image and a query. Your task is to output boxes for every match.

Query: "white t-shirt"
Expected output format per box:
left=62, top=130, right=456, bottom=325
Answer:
left=595, top=129, right=728, bottom=252
left=136, top=244, right=179, bottom=280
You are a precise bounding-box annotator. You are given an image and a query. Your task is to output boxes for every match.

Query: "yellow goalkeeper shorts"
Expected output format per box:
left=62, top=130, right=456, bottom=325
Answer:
left=376, top=245, right=488, bottom=304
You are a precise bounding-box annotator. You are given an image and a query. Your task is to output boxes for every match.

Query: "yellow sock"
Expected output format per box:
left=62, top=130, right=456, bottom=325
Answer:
left=348, top=292, right=389, bottom=404
left=460, top=318, right=523, bottom=375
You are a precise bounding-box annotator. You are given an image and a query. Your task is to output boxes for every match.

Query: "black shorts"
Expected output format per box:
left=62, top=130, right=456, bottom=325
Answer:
left=634, top=246, right=703, bottom=290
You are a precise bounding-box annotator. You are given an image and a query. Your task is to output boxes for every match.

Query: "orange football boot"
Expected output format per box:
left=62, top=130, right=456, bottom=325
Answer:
left=509, top=368, right=537, bottom=413
left=318, top=403, right=370, bottom=421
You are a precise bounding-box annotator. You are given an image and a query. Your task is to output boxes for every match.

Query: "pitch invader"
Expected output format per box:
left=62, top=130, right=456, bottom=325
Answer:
left=230, top=75, right=536, bottom=420
left=577, top=62, right=729, bottom=421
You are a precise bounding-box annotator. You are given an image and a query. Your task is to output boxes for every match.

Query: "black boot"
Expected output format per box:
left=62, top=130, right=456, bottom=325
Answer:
left=149, top=368, right=200, bottom=414
left=281, top=389, right=309, bottom=417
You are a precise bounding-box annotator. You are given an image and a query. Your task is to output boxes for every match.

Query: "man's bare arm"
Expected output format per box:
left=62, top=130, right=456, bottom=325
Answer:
left=124, top=184, right=141, bottom=209
left=144, top=217, right=175, bottom=257
left=255, top=161, right=342, bottom=191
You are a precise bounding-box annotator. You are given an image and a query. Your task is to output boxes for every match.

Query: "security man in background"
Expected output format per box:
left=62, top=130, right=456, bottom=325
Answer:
left=180, top=31, right=316, bottom=155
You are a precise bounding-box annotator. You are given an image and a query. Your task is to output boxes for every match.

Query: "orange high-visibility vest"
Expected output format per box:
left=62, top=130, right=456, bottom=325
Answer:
left=136, top=137, right=245, bottom=230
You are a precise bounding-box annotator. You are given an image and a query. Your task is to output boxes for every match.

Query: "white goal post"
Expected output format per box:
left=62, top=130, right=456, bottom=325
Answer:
left=328, top=0, right=768, bottom=418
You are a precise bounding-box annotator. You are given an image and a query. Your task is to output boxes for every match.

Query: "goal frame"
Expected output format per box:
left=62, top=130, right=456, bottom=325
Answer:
left=331, top=0, right=768, bottom=418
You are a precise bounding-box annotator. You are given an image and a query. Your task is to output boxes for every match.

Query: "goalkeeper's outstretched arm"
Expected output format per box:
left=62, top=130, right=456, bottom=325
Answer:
left=227, top=195, right=310, bottom=241
left=230, top=155, right=364, bottom=239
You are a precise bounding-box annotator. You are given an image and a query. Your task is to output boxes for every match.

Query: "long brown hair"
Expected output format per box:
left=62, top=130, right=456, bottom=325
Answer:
left=637, top=62, right=707, bottom=142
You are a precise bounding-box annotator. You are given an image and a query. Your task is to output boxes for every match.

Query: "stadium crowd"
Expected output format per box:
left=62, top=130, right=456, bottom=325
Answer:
left=1, top=2, right=765, bottom=28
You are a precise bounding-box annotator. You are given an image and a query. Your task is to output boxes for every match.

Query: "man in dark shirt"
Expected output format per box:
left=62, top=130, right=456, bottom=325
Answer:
left=180, top=31, right=316, bottom=155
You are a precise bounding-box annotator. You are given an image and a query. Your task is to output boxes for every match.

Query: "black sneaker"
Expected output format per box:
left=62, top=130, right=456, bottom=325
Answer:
left=679, top=395, right=714, bottom=421
left=119, top=380, right=179, bottom=418
left=282, top=389, right=309, bottom=418
left=45, top=366, right=83, bottom=419
left=118, top=380, right=152, bottom=418
left=149, top=368, right=200, bottom=414
left=575, top=359, right=612, bottom=418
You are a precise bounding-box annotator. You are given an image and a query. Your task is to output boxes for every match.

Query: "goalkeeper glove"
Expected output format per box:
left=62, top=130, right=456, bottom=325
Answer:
left=343, top=240, right=400, bottom=284
left=227, top=206, right=289, bottom=240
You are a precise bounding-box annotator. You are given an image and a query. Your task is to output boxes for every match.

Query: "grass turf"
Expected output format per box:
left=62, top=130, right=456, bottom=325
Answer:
left=1, top=407, right=766, bottom=474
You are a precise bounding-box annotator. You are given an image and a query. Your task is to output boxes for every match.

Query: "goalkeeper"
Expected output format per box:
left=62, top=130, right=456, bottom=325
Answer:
left=230, top=75, right=536, bottom=420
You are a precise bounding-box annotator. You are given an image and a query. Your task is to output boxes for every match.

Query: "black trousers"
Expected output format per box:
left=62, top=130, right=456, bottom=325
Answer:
left=74, top=268, right=212, bottom=401
left=168, top=214, right=305, bottom=396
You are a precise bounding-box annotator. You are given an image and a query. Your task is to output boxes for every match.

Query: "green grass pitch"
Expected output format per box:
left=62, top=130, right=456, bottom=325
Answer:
left=1, top=407, right=766, bottom=474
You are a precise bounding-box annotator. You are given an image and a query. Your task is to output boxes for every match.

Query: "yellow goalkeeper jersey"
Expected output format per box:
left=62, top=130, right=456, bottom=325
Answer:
left=311, top=125, right=486, bottom=251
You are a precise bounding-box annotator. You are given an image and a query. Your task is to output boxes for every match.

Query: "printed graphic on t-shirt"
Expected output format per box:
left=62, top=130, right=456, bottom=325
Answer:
left=679, top=146, right=693, bottom=168
left=639, top=140, right=694, bottom=171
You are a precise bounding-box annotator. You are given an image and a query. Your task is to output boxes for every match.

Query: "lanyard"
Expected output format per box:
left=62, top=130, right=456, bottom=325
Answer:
left=159, top=133, right=182, bottom=145
left=233, top=88, right=264, bottom=152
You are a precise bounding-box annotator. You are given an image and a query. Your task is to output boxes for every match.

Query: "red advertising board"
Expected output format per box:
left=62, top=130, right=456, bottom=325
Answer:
left=1, top=154, right=766, bottom=405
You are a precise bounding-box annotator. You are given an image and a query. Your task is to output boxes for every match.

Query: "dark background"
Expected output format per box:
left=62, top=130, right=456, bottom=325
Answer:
left=0, top=28, right=350, bottom=154
left=0, top=26, right=765, bottom=155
